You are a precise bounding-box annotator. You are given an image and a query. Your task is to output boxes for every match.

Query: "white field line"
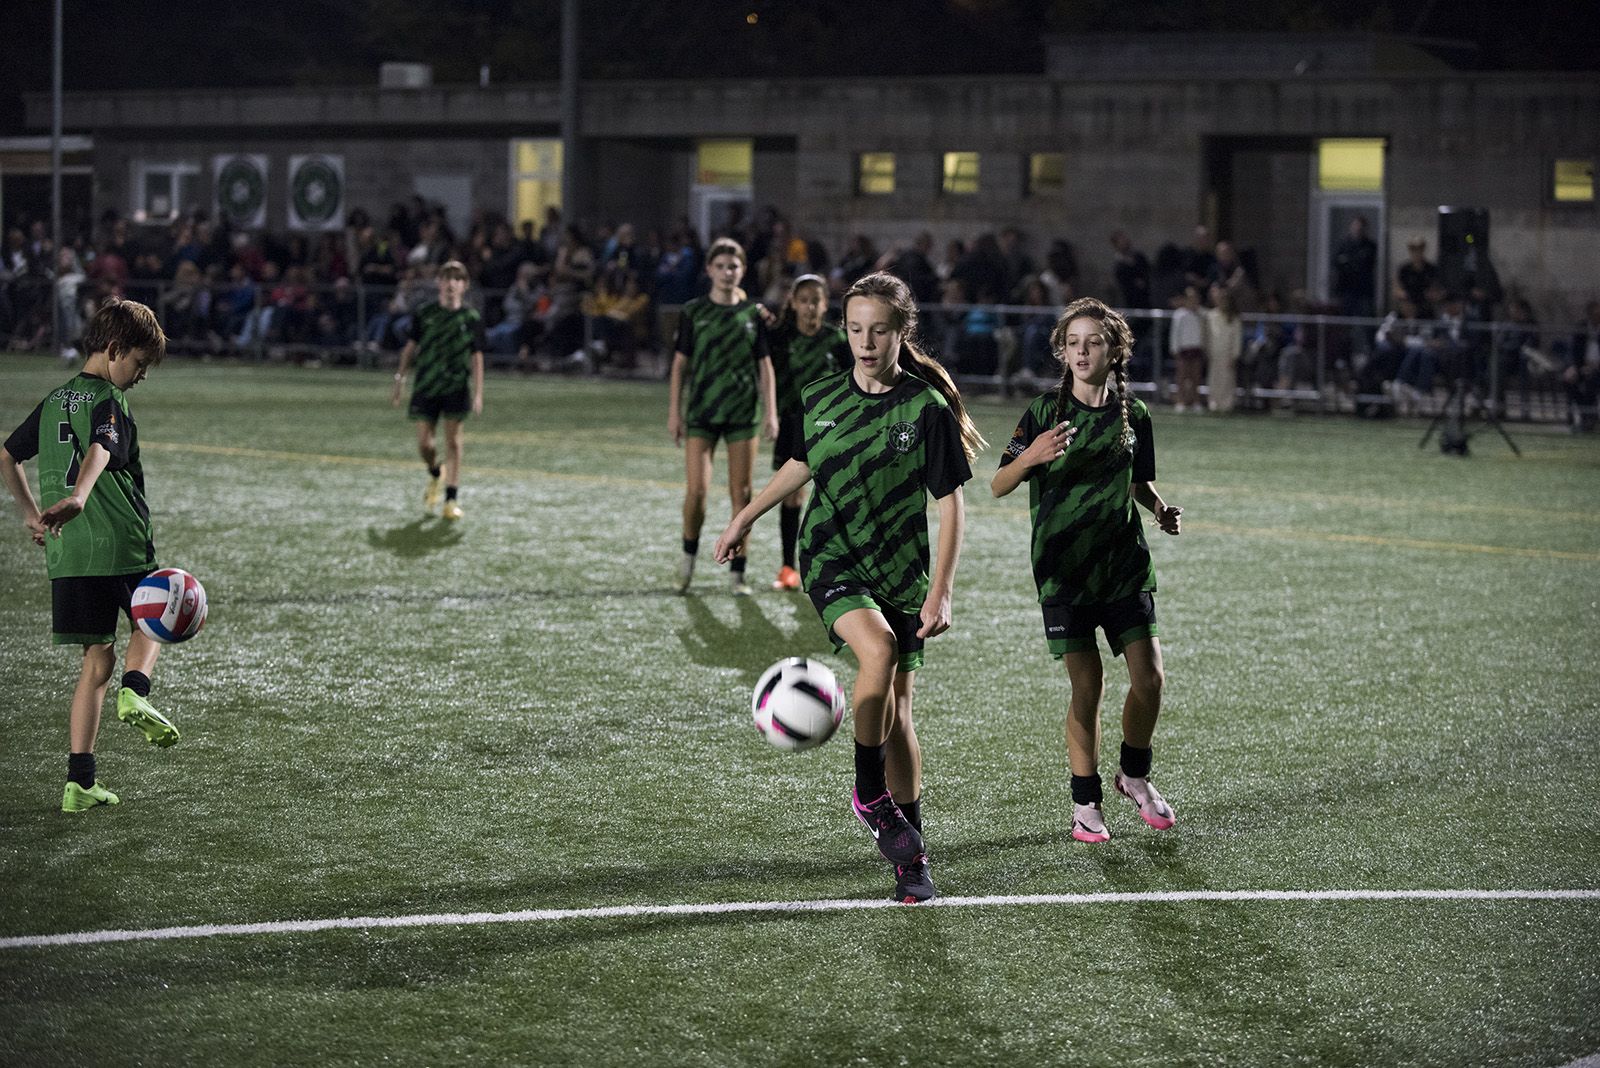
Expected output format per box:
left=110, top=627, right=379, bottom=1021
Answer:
left=3, top=888, right=1597, bottom=951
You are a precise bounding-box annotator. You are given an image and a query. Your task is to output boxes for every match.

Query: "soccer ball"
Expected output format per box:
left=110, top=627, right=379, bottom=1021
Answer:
left=131, top=568, right=208, bottom=644
left=751, top=657, right=845, bottom=752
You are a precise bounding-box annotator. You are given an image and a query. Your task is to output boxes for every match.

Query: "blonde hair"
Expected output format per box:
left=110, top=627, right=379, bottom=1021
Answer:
left=842, top=272, right=986, bottom=460
left=1050, top=297, right=1135, bottom=451
left=83, top=298, right=166, bottom=364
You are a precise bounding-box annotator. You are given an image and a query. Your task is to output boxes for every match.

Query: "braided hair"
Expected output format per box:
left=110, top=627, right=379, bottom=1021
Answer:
left=1049, top=297, right=1137, bottom=452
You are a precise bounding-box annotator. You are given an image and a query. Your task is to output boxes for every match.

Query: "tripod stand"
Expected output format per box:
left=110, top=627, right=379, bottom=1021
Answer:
left=1418, top=365, right=1520, bottom=456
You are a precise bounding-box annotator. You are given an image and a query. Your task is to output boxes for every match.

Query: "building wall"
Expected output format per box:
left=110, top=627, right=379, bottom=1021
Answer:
left=33, top=71, right=1598, bottom=318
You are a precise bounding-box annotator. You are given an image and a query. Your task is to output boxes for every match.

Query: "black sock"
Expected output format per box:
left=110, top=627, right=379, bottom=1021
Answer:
left=683, top=538, right=699, bottom=556
left=901, top=796, right=922, bottom=834
left=1070, top=773, right=1103, bottom=805
left=68, top=752, right=96, bottom=789
left=445, top=486, right=459, bottom=501
left=854, top=742, right=888, bottom=801
left=121, top=670, right=151, bottom=698
left=428, top=464, right=441, bottom=478
left=1120, top=742, right=1153, bottom=779
left=730, top=555, right=747, bottom=575
left=779, top=504, right=801, bottom=568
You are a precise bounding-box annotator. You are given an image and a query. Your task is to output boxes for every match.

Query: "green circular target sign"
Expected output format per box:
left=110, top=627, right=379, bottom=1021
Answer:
left=291, top=157, right=343, bottom=227
left=217, top=158, right=265, bottom=225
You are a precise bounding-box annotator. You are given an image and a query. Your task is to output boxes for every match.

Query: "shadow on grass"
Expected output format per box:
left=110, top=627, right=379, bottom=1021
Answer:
left=365, top=518, right=465, bottom=559
left=677, top=591, right=832, bottom=681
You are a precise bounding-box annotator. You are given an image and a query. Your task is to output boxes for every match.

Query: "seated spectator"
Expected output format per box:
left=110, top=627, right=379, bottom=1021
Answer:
left=1564, top=299, right=1600, bottom=431
left=486, top=261, right=544, bottom=355
left=1395, top=237, right=1438, bottom=314
left=583, top=266, right=651, bottom=370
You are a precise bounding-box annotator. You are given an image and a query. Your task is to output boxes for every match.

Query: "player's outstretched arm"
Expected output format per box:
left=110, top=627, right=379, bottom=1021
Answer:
left=38, top=442, right=112, bottom=537
left=0, top=446, right=47, bottom=545
left=918, top=487, right=965, bottom=638
left=713, top=458, right=812, bottom=563
left=1133, top=481, right=1182, bottom=535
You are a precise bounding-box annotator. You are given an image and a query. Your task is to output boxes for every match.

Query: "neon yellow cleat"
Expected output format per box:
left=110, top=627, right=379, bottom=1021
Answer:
left=116, top=687, right=180, bottom=748
left=62, top=781, right=120, bottom=812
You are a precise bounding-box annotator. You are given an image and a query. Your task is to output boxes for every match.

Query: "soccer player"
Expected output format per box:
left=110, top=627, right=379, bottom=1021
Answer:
left=714, top=272, right=984, bottom=903
left=668, top=238, right=778, bottom=595
left=766, top=273, right=849, bottom=591
left=390, top=260, right=485, bottom=521
left=991, top=297, right=1184, bottom=844
left=1, top=299, right=179, bottom=812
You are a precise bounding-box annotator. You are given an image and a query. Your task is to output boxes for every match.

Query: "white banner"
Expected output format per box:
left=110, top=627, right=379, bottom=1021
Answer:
left=213, top=154, right=267, bottom=229
left=287, top=154, right=345, bottom=232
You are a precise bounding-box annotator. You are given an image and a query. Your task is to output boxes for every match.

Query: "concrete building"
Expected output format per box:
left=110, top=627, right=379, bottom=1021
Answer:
left=21, top=34, right=1600, bottom=318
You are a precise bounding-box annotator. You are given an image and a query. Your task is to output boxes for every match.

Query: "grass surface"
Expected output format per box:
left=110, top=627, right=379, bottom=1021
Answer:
left=1, top=354, right=1597, bottom=1067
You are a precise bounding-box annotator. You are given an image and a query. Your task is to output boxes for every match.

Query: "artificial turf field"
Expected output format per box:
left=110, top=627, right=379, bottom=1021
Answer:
left=1, top=353, right=1597, bottom=1067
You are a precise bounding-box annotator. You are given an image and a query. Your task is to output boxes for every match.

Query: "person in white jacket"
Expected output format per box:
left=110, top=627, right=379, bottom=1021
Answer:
left=1203, top=284, right=1242, bottom=413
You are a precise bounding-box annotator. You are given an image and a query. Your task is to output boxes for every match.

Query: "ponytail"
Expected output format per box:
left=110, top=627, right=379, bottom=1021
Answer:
left=903, top=342, right=988, bottom=460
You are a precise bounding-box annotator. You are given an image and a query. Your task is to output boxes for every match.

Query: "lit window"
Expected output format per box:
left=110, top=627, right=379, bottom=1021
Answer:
left=858, top=153, right=895, bottom=196
left=697, top=140, right=753, bottom=188
left=133, top=162, right=200, bottom=223
left=1028, top=153, right=1064, bottom=196
left=943, top=152, right=980, bottom=196
left=511, top=139, right=563, bottom=225
left=1317, top=139, right=1385, bottom=192
left=1554, top=159, right=1595, bottom=203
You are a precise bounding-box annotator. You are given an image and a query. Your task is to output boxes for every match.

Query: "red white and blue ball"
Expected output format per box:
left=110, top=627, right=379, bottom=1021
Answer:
left=132, top=568, right=208, bottom=644
left=752, top=657, right=845, bottom=752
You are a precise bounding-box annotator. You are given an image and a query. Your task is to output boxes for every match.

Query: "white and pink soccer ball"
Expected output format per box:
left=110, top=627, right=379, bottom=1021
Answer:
left=131, top=567, right=208, bottom=644
left=751, top=657, right=845, bottom=752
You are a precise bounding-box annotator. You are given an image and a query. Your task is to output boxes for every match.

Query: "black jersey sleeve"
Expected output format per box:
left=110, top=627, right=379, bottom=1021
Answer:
left=407, top=308, right=425, bottom=345
left=673, top=311, right=695, bottom=357
left=89, top=397, right=132, bottom=469
left=3, top=401, right=44, bottom=463
left=997, top=403, right=1043, bottom=472
left=751, top=313, right=770, bottom=363
left=1131, top=406, right=1155, bottom=482
left=922, top=403, right=973, bottom=500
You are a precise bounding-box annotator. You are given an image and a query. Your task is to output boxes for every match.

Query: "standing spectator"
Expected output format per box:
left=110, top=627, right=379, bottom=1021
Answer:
left=1170, top=285, right=1205, bottom=412
left=832, top=234, right=878, bottom=293
left=1109, top=231, right=1151, bottom=311
left=1564, top=299, right=1600, bottom=431
left=936, top=239, right=965, bottom=286
left=951, top=233, right=1007, bottom=305
left=887, top=232, right=940, bottom=306
left=997, top=227, right=1036, bottom=302
left=54, top=246, right=89, bottom=360
left=1331, top=215, right=1378, bottom=319
left=1203, top=283, right=1242, bottom=413
left=1039, top=239, right=1078, bottom=307
left=1182, top=225, right=1215, bottom=291
left=1395, top=237, right=1438, bottom=313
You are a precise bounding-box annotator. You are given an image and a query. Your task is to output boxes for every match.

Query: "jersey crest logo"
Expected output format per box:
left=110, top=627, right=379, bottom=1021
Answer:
left=887, top=421, right=918, bottom=454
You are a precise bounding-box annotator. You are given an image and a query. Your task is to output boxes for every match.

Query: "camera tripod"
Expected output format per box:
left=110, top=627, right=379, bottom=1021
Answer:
left=1418, top=372, right=1520, bottom=457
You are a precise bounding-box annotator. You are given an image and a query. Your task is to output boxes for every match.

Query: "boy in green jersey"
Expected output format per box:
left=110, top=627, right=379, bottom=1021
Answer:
left=667, top=238, right=778, bottom=595
left=391, top=260, right=485, bottom=521
left=716, top=273, right=986, bottom=904
left=1, top=299, right=180, bottom=813
left=993, top=298, right=1184, bottom=845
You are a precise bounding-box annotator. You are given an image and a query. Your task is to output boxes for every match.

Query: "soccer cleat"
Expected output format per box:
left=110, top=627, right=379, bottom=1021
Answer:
left=772, top=565, right=801, bottom=591
left=731, top=573, right=753, bottom=596
left=61, top=780, right=120, bottom=812
left=894, top=854, right=938, bottom=904
left=116, top=688, right=179, bottom=748
left=677, top=553, right=696, bottom=594
left=442, top=500, right=464, bottom=521
left=423, top=472, right=443, bottom=512
left=1071, top=801, right=1110, bottom=844
left=851, top=787, right=925, bottom=865
left=1114, top=772, right=1176, bottom=830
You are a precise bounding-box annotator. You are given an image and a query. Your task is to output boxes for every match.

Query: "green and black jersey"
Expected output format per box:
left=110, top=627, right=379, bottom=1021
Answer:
left=798, top=372, right=972, bottom=614
left=770, top=322, right=850, bottom=415
left=408, top=302, right=486, bottom=399
left=674, top=296, right=770, bottom=428
left=998, top=390, right=1157, bottom=606
left=3, top=373, right=155, bottom=579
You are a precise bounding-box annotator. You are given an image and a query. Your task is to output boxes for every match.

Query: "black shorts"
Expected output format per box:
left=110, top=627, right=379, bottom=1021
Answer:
left=1042, top=591, right=1159, bottom=659
left=772, top=410, right=806, bottom=469
left=809, top=581, right=926, bottom=673
left=409, top=389, right=472, bottom=423
left=52, top=570, right=153, bottom=646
